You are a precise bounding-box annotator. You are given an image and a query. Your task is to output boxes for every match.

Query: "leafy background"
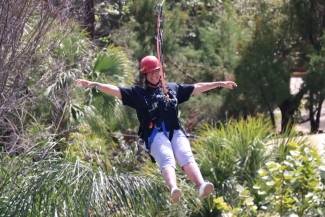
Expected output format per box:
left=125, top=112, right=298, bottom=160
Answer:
left=0, top=0, right=325, bottom=216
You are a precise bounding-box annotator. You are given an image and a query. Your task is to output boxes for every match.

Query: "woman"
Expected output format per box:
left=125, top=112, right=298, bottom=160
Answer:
left=76, top=55, right=237, bottom=204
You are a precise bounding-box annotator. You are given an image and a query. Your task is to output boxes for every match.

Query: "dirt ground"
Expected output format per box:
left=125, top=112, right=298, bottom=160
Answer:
left=295, top=114, right=325, bottom=153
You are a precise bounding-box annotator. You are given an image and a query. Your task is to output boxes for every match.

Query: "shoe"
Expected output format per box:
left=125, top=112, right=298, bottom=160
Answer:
left=170, top=188, right=181, bottom=204
left=199, top=182, right=214, bottom=198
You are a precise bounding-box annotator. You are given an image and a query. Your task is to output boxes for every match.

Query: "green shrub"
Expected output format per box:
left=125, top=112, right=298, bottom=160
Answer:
left=214, top=141, right=325, bottom=217
left=192, top=118, right=274, bottom=216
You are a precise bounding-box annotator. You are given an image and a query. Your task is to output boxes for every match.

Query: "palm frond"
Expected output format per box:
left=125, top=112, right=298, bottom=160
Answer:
left=92, top=45, right=135, bottom=87
left=0, top=143, right=175, bottom=217
left=83, top=45, right=138, bottom=132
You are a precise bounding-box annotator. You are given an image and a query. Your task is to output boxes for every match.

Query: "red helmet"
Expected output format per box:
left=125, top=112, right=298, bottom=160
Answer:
left=140, top=56, right=160, bottom=74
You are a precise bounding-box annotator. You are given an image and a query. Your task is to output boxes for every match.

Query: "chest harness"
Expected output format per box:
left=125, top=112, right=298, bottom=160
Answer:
left=142, top=86, right=185, bottom=163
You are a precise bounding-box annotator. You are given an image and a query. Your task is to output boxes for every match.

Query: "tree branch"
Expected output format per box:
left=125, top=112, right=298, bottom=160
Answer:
left=165, top=55, right=198, bottom=83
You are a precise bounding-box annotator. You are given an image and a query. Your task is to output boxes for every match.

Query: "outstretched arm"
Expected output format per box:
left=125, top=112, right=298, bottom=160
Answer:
left=75, top=79, right=122, bottom=99
left=191, top=81, right=237, bottom=96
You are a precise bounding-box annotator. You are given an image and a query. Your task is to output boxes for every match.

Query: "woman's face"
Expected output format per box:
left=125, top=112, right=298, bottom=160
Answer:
left=146, top=69, right=161, bottom=85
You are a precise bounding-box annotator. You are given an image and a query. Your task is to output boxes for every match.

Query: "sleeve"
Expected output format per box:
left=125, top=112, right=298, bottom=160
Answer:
left=118, top=86, right=137, bottom=108
left=176, top=83, right=194, bottom=104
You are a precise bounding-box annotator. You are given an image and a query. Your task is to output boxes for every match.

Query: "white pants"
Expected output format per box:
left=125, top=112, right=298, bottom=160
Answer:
left=149, top=130, right=197, bottom=171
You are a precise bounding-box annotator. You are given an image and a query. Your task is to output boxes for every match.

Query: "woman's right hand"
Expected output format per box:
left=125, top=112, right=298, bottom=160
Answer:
left=75, top=79, right=122, bottom=99
left=76, top=79, right=95, bottom=89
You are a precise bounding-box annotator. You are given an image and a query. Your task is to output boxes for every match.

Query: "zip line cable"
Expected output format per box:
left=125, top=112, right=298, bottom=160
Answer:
left=151, top=0, right=166, bottom=7
left=151, top=1, right=197, bottom=88
left=153, top=1, right=168, bottom=96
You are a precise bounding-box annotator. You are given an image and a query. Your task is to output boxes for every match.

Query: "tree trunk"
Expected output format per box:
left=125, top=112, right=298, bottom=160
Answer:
left=279, top=82, right=308, bottom=133
left=279, top=99, right=295, bottom=133
left=267, top=106, right=276, bottom=129
left=309, top=95, right=324, bottom=133
left=84, top=0, right=95, bottom=39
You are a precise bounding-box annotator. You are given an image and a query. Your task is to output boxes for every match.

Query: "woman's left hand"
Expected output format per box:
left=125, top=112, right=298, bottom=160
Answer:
left=192, top=80, right=238, bottom=95
left=219, top=81, right=237, bottom=89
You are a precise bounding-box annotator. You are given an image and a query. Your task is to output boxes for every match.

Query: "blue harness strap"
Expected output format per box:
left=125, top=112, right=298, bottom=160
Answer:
left=148, top=121, right=167, bottom=150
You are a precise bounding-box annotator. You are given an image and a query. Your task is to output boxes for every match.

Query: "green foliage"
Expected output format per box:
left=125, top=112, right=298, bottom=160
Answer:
left=214, top=188, right=258, bottom=216
left=65, top=121, right=151, bottom=173
left=232, top=0, right=289, bottom=118
left=255, top=142, right=325, bottom=216
left=307, top=35, right=325, bottom=90
left=303, top=34, right=325, bottom=133
left=179, top=93, right=224, bottom=132
left=20, top=16, right=138, bottom=147
left=84, top=45, right=138, bottom=132
left=4, top=0, right=325, bottom=216
left=94, top=0, right=134, bottom=42
left=127, top=0, right=158, bottom=59
left=285, top=0, right=325, bottom=51
left=0, top=141, right=196, bottom=217
left=198, top=1, right=240, bottom=69
left=64, top=123, right=113, bottom=170
left=214, top=141, right=325, bottom=217
left=195, top=117, right=274, bottom=184
left=13, top=20, right=96, bottom=143
left=192, top=118, right=274, bottom=216
left=190, top=117, right=315, bottom=217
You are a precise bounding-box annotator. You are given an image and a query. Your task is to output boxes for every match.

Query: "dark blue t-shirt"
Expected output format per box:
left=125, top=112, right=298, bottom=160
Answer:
left=119, top=82, right=194, bottom=140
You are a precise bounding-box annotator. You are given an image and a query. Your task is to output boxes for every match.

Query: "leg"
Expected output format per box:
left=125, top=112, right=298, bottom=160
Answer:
left=182, top=162, right=204, bottom=188
left=161, top=166, right=182, bottom=204
left=171, top=130, right=203, bottom=188
left=162, top=166, right=178, bottom=190
left=150, top=132, right=181, bottom=204
left=172, top=130, right=214, bottom=198
left=150, top=132, right=177, bottom=173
